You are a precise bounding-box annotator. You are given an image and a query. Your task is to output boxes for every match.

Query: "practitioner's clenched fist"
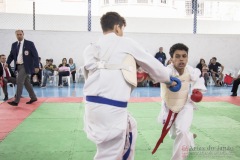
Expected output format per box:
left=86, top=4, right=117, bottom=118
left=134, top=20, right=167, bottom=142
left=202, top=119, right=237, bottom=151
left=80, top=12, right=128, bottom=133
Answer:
left=167, top=76, right=181, bottom=92
left=191, top=89, right=203, bottom=102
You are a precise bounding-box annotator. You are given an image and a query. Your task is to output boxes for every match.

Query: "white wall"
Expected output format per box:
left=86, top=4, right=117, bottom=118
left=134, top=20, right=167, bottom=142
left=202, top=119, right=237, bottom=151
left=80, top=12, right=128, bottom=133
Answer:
left=1, top=13, right=240, bottom=34
left=3, top=0, right=99, bottom=16
left=0, top=29, right=239, bottom=76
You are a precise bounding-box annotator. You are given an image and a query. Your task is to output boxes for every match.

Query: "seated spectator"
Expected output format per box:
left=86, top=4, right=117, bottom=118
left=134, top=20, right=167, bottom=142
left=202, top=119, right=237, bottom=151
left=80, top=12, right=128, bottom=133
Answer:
left=208, top=58, right=213, bottom=66
left=0, top=54, right=16, bottom=101
left=209, top=57, right=224, bottom=87
left=155, top=47, right=166, bottom=65
left=196, top=58, right=205, bottom=72
left=152, top=47, right=166, bottom=87
left=69, top=58, right=76, bottom=83
left=41, top=59, right=57, bottom=88
left=31, top=57, right=43, bottom=86
left=202, top=64, right=209, bottom=87
left=57, top=58, right=70, bottom=87
left=137, top=67, right=148, bottom=87
left=196, top=58, right=209, bottom=87
left=231, top=69, right=240, bottom=96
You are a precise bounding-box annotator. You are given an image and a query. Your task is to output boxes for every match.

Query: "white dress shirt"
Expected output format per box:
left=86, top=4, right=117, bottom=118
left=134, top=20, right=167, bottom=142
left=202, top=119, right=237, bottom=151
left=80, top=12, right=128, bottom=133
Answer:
left=2, top=63, right=11, bottom=78
left=17, top=39, right=24, bottom=64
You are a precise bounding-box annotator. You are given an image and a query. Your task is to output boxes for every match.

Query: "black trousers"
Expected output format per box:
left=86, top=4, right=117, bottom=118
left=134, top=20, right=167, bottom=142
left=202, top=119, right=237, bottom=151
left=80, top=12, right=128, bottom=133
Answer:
left=58, top=71, right=70, bottom=85
left=71, top=71, right=76, bottom=81
left=231, top=78, right=240, bottom=93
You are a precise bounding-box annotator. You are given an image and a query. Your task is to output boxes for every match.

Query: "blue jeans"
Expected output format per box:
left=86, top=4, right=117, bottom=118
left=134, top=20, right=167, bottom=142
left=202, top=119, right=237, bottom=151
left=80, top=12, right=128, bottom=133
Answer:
left=42, top=70, right=53, bottom=85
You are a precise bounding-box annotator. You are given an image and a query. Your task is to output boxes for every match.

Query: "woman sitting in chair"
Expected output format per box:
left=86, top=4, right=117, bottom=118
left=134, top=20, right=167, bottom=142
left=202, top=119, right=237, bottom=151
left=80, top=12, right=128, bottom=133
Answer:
left=57, top=58, right=70, bottom=87
left=69, top=58, right=77, bottom=83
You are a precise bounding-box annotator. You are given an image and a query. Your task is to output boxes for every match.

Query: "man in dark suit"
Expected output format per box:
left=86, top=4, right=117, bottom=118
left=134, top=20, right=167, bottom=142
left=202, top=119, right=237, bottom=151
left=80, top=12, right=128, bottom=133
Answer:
left=155, top=47, right=166, bottom=65
left=0, top=54, right=16, bottom=101
left=6, top=30, right=39, bottom=106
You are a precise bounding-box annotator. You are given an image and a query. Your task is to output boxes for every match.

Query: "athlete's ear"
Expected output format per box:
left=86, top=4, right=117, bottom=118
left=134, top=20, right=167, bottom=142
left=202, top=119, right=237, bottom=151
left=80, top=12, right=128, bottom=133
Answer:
left=113, top=25, right=119, bottom=34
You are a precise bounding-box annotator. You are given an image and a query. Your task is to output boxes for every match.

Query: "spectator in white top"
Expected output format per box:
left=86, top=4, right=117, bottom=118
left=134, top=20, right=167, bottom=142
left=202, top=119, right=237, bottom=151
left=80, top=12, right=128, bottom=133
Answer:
left=69, top=58, right=76, bottom=83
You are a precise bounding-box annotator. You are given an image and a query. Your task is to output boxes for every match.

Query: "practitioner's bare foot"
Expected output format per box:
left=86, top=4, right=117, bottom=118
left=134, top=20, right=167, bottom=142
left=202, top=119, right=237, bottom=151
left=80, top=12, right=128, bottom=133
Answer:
left=193, top=133, right=197, bottom=139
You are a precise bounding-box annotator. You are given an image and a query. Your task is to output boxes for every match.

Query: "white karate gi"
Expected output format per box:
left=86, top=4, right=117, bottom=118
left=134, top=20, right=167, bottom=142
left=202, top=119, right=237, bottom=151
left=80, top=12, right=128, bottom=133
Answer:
left=83, top=33, right=170, bottom=160
left=158, top=64, right=207, bottom=160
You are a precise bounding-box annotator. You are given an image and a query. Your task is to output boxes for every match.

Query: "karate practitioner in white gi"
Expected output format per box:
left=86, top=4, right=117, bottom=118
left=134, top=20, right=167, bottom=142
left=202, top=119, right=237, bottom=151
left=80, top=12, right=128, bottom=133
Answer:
left=83, top=12, right=177, bottom=160
left=157, top=43, right=207, bottom=160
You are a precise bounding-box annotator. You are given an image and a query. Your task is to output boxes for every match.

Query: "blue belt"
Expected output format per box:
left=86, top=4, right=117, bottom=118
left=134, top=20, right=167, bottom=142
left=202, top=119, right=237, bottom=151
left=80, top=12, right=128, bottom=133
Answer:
left=86, top=96, right=128, bottom=108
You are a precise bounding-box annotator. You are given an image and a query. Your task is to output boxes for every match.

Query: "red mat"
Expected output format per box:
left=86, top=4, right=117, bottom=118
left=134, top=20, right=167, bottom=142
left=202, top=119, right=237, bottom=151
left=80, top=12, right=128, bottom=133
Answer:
left=0, top=98, right=45, bottom=140
left=201, top=96, right=240, bottom=106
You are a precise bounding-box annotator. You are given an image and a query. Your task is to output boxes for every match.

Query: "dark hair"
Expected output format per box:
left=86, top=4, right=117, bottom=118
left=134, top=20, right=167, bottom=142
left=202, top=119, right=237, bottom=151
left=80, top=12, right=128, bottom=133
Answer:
left=15, top=30, right=24, bottom=34
left=69, top=58, right=73, bottom=63
left=121, top=16, right=126, bottom=27
left=199, top=58, right=205, bottom=64
left=0, top=54, right=5, bottom=58
left=100, top=12, right=126, bottom=32
left=62, top=58, right=67, bottom=63
left=212, top=57, right=217, bottom=60
left=169, top=43, right=189, bottom=58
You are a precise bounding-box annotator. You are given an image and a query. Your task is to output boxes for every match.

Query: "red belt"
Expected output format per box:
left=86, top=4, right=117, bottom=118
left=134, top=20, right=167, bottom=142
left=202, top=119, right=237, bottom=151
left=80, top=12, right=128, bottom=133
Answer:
left=152, top=110, right=178, bottom=154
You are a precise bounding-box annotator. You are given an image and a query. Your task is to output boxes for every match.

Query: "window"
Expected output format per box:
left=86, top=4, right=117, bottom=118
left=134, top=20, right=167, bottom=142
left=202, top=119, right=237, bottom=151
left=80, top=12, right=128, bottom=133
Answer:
left=115, top=0, right=128, bottom=3
left=185, top=0, right=204, bottom=16
left=161, top=0, right=166, bottom=4
left=197, top=2, right=204, bottom=16
left=137, top=0, right=148, bottom=3
left=185, top=1, right=192, bottom=15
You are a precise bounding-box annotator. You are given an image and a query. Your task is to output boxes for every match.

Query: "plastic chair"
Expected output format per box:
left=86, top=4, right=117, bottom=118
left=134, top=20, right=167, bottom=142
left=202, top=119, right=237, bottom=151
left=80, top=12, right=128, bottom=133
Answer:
left=7, top=82, right=15, bottom=95
left=77, top=66, right=85, bottom=83
left=49, top=71, right=58, bottom=86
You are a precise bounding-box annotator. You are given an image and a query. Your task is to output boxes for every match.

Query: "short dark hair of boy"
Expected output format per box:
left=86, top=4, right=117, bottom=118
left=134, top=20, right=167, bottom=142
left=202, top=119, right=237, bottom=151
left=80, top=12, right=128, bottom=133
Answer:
left=169, top=43, right=189, bottom=58
left=100, top=12, right=126, bottom=32
left=0, top=54, right=5, bottom=58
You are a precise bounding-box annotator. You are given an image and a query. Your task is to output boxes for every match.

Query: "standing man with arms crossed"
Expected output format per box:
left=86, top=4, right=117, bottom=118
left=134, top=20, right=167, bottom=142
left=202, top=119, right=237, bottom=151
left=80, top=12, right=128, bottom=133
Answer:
left=83, top=12, right=179, bottom=160
left=6, top=30, right=39, bottom=106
